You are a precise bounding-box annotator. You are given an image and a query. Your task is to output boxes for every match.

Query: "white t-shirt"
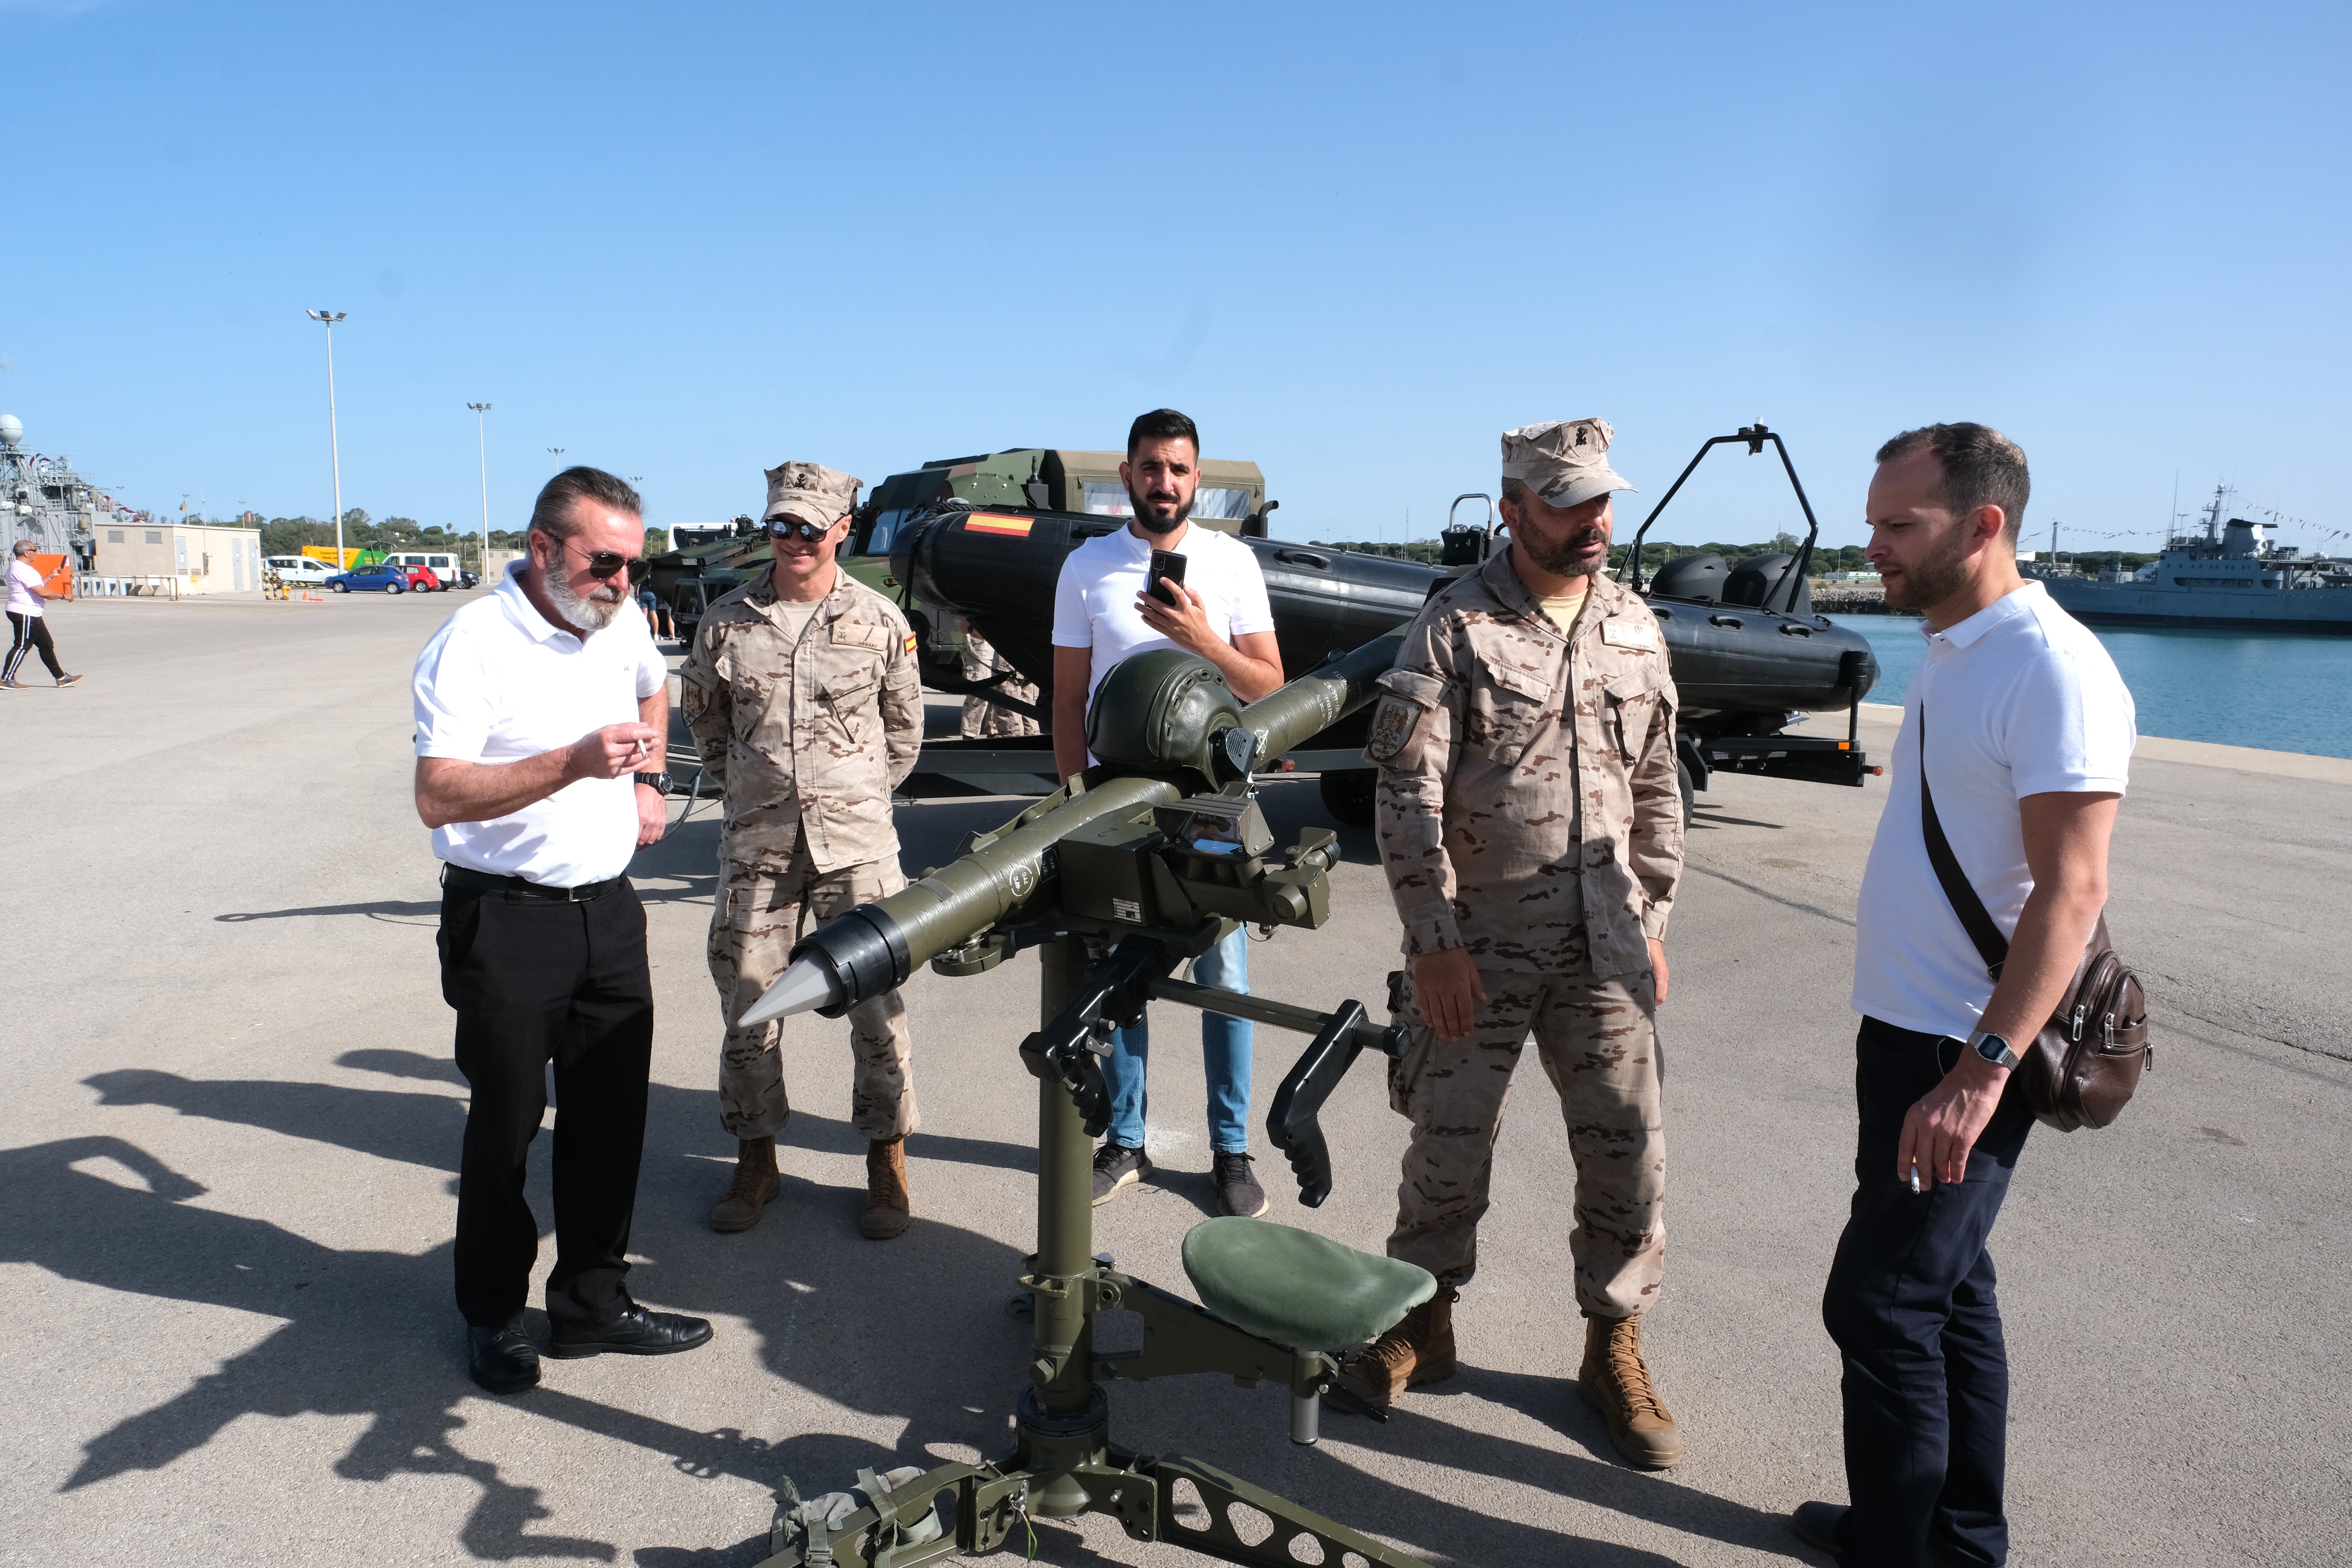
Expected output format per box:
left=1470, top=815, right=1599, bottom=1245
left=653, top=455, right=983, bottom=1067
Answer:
left=1050, top=522, right=1276, bottom=718
left=412, top=563, right=668, bottom=888
left=7, top=559, right=46, bottom=617
left=1852, top=581, right=2136, bottom=1039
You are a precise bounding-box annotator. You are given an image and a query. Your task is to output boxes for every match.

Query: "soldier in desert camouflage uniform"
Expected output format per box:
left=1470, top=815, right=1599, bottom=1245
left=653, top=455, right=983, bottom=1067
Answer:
left=1340, top=418, right=1689, bottom=1469
left=957, top=619, right=1040, bottom=740
left=680, top=461, right=926, bottom=1240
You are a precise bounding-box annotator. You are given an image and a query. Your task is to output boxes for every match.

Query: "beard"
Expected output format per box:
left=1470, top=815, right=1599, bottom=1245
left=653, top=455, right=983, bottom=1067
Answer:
left=545, top=559, right=628, bottom=632
left=1882, top=526, right=1974, bottom=611
left=1519, top=524, right=1610, bottom=578
left=1125, top=476, right=1193, bottom=537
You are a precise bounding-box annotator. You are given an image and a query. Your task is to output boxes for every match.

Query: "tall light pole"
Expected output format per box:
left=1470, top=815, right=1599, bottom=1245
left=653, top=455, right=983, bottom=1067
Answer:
left=306, top=310, right=348, bottom=565
left=468, top=402, right=492, bottom=576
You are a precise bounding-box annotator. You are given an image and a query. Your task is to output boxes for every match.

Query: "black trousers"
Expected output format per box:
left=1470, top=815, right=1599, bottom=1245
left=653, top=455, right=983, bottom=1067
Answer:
left=5, top=612, right=64, bottom=681
left=439, top=878, right=654, bottom=1331
left=1822, top=1017, right=2035, bottom=1568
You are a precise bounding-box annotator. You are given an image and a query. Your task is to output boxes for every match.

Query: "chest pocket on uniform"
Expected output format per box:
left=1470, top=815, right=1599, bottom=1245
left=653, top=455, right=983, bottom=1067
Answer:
left=819, top=621, right=890, bottom=742
left=1601, top=668, right=1666, bottom=764
left=1465, top=629, right=1559, bottom=767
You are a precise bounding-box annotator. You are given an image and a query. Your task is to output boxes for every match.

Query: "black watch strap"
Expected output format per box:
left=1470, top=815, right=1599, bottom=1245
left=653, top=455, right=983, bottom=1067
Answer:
left=632, top=771, right=671, bottom=792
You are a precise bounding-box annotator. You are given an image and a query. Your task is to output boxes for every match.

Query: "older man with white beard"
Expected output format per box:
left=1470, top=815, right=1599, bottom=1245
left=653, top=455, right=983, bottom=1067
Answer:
left=413, top=466, right=712, bottom=1396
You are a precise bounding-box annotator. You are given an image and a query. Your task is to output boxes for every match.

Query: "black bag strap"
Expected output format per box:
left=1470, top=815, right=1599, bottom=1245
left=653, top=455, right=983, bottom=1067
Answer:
left=1919, top=706, right=2010, bottom=982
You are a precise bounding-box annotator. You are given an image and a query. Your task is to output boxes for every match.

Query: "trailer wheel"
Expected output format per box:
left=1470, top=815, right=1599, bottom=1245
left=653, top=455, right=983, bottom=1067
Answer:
left=1319, top=769, right=1377, bottom=827
left=1677, top=757, right=1695, bottom=826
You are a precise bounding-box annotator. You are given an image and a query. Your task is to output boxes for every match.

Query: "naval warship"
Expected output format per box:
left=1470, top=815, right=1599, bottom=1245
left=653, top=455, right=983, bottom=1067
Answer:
left=2, top=415, right=113, bottom=563
left=2039, top=486, right=2352, bottom=632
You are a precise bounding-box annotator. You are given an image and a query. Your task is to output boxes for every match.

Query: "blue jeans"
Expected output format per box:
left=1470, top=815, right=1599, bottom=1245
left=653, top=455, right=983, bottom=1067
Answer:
left=1823, top=1016, right=2035, bottom=1568
left=1102, top=925, right=1253, bottom=1154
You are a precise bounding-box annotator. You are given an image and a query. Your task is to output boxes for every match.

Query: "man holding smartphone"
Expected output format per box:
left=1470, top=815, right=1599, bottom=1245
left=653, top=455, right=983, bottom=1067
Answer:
left=1050, top=409, right=1283, bottom=1217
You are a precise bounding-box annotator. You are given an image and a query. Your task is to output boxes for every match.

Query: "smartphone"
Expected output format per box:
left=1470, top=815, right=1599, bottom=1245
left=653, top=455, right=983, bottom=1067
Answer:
left=1147, top=549, right=1188, bottom=606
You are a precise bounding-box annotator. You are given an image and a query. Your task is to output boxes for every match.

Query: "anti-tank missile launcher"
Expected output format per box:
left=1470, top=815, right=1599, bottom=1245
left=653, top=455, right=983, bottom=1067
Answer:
left=741, top=634, right=1446, bottom=1568
left=740, top=632, right=1403, bottom=1030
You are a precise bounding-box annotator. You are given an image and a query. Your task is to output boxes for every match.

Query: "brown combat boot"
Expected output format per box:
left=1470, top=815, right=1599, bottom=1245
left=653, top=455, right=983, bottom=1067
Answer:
left=709, top=1136, right=781, bottom=1233
left=861, top=1136, right=913, bottom=1240
left=1337, top=1288, right=1459, bottom=1408
left=1579, top=1314, right=1683, bottom=1468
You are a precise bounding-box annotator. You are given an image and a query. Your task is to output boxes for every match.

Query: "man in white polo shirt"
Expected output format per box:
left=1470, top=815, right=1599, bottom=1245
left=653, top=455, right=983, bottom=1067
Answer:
left=413, top=466, right=713, bottom=1396
left=1050, top=408, right=1283, bottom=1218
left=1791, top=426, right=2134, bottom=1566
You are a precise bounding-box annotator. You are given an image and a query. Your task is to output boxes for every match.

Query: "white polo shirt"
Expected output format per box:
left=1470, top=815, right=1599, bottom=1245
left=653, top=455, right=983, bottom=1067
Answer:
left=1852, top=580, right=2136, bottom=1039
left=413, top=564, right=668, bottom=888
left=7, top=558, right=46, bottom=617
left=1051, top=521, right=1276, bottom=715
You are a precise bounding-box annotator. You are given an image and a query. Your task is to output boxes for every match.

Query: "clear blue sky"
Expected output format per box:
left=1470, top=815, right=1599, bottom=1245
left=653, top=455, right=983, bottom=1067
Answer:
left=5, top=1, right=2346, bottom=555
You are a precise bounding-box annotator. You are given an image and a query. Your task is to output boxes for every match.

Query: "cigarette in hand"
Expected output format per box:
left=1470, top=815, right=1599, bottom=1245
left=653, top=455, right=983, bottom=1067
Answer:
left=633, top=735, right=648, bottom=764
left=1908, top=1162, right=1922, bottom=1195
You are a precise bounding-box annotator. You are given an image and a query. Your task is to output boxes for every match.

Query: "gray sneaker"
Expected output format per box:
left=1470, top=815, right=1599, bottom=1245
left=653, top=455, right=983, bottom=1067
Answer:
left=1213, top=1152, right=1268, bottom=1218
left=1090, top=1143, right=1150, bottom=1205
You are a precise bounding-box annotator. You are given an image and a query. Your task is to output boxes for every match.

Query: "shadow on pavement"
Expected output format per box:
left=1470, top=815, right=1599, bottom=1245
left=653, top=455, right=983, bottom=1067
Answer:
left=216, top=899, right=443, bottom=923
left=35, top=1047, right=1723, bottom=1565
left=82, top=1054, right=1037, bottom=1183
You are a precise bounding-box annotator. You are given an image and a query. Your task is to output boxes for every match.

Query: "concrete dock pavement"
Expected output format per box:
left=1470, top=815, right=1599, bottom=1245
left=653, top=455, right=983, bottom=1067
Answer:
left=2, top=593, right=2346, bottom=1566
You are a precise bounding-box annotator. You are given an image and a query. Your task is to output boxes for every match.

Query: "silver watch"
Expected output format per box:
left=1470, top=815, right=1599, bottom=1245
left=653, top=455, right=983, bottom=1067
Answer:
left=1968, top=1030, right=2020, bottom=1070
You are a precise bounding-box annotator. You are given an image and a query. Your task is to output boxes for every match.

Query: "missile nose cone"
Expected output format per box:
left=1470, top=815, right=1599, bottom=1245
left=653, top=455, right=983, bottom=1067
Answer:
left=737, top=956, right=842, bottom=1028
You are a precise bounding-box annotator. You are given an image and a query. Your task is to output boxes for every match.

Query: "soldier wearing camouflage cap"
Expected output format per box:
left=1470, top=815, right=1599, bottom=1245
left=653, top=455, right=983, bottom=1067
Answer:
left=680, top=460, right=927, bottom=1240
left=1341, top=418, right=1689, bottom=1469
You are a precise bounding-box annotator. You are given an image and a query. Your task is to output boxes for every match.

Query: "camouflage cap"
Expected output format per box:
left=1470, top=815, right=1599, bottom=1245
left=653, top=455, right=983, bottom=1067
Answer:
left=763, top=461, right=863, bottom=529
left=1501, top=418, right=1636, bottom=509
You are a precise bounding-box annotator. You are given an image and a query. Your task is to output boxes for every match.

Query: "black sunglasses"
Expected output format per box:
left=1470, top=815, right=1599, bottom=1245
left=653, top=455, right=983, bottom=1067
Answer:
left=552, top=537, right=650, bottom=582
left=767, top=517, right=844, bottom=543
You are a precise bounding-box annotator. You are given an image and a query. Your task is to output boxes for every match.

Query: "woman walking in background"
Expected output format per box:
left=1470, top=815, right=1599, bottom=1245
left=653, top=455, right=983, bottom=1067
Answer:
left=3, top=539, right=81, bottom=689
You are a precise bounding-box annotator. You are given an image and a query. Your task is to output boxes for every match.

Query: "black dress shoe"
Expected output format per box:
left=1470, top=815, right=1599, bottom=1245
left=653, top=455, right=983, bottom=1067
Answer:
left=546, top=1304, right=714, bottom=1358
left=467, top=1320, right=541, bottom=1395
left=1789, top=1501, right=1850, bottom=1557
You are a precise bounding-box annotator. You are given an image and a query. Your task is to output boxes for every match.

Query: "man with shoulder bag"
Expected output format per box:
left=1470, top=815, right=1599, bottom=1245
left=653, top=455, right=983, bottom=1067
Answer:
left=1790, top=425, right=2144, bottom=1566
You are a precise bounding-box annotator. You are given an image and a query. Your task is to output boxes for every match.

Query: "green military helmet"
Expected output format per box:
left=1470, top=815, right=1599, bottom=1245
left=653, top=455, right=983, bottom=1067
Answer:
left=1085, top=649, right=1245, bottom=782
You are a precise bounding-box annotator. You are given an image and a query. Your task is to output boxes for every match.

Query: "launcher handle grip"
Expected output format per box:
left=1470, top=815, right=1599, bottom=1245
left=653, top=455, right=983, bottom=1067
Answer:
left=1265, top=1000, right=1370, bottom=1208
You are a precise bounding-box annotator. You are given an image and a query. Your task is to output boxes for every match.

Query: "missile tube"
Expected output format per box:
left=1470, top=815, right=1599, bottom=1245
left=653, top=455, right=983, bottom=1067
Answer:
left=741, top=773, right=1181, bottom=1025
left=1218, top=633, right=1404, bottom=779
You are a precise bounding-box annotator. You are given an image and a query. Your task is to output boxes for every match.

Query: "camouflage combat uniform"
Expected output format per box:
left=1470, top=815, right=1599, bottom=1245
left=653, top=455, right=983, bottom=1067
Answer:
left=1365, top=548, right=1683, bottom=1318
left=958, top=623, right=1040, bottom=740
left=680, top=570, right=925, bottom=1142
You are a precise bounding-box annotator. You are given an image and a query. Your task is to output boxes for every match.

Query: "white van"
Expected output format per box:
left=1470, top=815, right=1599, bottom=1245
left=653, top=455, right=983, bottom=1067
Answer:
left=389, top=551, right=462, bottom=588
left=265, top=556, right=338, bottom=587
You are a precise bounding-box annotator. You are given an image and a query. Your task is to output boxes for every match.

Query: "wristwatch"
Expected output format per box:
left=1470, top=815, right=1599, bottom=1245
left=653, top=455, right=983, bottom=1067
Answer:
left=632, top=771, right=671, bottom=793
left=1967, top=1029, right=2021, bottom=1070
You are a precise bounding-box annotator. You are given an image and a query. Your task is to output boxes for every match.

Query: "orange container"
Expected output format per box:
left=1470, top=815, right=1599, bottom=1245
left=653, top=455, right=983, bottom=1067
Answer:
left=28, top=553, right=71, bottom=600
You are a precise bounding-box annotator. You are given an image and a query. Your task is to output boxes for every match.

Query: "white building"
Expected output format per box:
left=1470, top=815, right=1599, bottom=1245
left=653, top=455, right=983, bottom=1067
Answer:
left=92, top=521, right=266, bottom=594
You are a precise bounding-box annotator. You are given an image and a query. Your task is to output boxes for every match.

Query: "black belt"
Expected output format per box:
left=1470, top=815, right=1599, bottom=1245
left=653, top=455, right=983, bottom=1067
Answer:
left=440, top=864, right=626, bottom=902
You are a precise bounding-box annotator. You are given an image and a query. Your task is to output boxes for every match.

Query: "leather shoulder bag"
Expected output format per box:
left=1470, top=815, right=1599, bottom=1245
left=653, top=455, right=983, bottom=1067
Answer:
left=1917, top=709, right=2151, bottom=1131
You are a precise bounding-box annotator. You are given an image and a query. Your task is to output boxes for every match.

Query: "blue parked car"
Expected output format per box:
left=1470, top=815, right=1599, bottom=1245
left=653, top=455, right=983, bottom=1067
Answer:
left=326, top=564, right=412, bottom=594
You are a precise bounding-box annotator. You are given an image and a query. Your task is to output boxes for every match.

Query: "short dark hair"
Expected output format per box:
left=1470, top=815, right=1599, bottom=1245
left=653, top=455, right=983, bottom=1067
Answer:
left=1127, top=408, right=1200, bottom=459
left=1875, top=423, right=2030, bottom=541
left=528, top=466, right=642, bottom=541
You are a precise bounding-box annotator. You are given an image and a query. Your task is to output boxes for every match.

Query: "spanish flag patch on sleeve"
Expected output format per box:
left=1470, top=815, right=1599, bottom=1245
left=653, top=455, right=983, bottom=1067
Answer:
left=902, top=633, right=918, bottom=655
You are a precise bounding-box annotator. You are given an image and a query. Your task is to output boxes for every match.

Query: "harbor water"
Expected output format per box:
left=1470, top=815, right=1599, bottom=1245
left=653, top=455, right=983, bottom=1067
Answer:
left=1827, top=613, right=2352, bottom=760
